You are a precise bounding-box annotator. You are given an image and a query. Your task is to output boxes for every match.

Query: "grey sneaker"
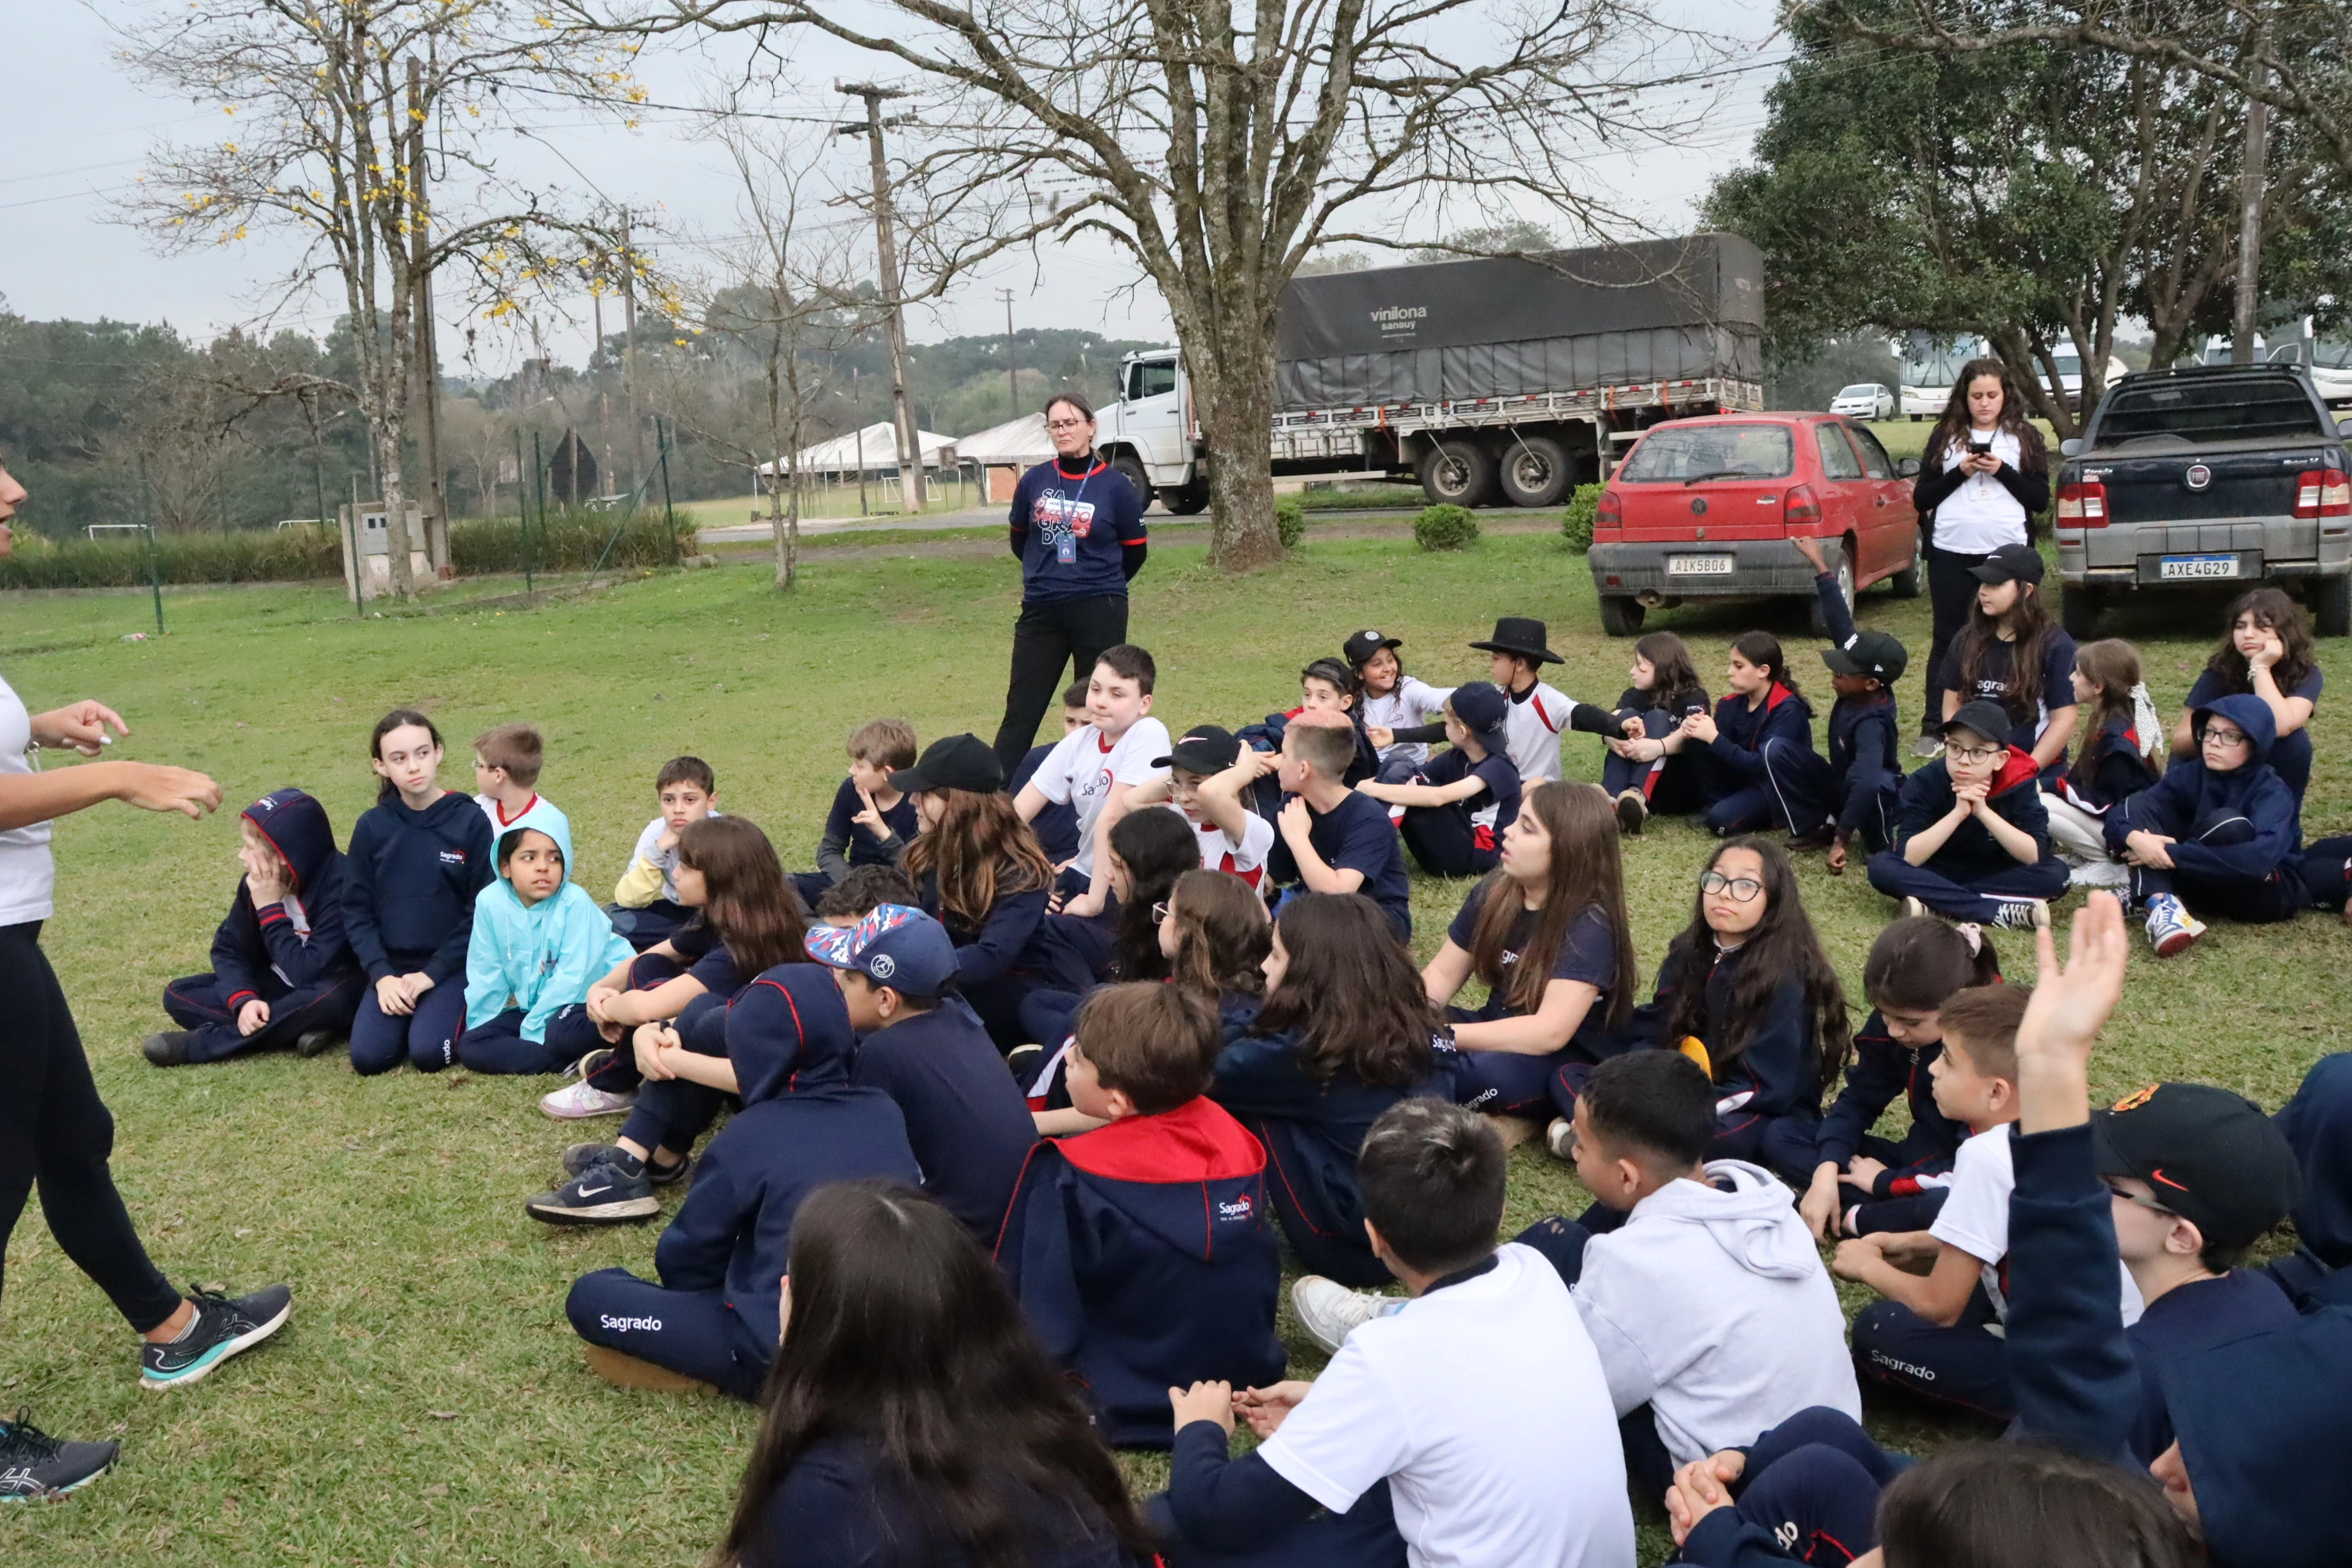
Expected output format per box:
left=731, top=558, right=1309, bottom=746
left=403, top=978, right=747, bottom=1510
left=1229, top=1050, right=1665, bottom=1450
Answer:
left=1910, top=734, right=1946, bottom=760
left=0, top=1411, right=118, bottom=1499
left=140, top=1283, right=292, bottom=1391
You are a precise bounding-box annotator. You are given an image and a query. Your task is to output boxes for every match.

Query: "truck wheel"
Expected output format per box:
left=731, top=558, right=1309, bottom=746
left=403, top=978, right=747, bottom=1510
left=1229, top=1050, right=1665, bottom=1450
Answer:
left=1108, top=452, right=1153, bottom=511
left=1597, top=596, right=1645, bottom=637
left=1809, top=548, right=1856, bottom=636
left=1421, top=440, right=1498, bottom=507
left=2317, top=575, right=2352, bottom=638
left=1888, top=540, right=1923, bottom=598
left=2061, top=584, right=2104, bottom=640
left=1498, top=435, right=1572, bottom=508
left=1164, top=483, right=1209, bottom=515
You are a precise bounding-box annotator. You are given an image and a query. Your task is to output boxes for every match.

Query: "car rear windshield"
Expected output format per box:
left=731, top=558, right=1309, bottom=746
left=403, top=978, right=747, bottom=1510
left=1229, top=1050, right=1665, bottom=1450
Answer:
left=1837, top=385, right=1877, bottom=398
left=1619, top=424, right=1796, bottom=482
left=2090, top=377, right=2330, bottom=448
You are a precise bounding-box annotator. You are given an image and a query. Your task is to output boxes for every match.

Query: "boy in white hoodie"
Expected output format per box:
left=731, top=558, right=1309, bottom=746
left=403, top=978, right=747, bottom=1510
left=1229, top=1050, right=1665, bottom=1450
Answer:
left=1528, top=1050, right=1860, bottom=1498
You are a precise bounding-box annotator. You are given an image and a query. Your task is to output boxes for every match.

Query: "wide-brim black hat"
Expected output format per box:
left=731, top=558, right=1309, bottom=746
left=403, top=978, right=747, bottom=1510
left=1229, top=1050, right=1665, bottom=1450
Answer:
left=1468, top=616, right=1563, bottom=665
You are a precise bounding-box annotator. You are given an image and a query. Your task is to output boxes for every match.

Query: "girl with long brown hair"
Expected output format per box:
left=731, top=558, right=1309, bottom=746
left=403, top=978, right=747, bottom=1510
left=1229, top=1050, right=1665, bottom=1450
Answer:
left=1422, top=782, right=1635, bottom=1129
left=2044, top=639, right=2162, bottom=877
left=1939, top=544, right=2079, bottom=779
left=1913, top=356, right=2051, bottom=755
left=1678, top=631, right=1818, bottom=836
left=1600, top=630, right=1713, bottom=831
left=2176, top=585, right=2324, bottom=800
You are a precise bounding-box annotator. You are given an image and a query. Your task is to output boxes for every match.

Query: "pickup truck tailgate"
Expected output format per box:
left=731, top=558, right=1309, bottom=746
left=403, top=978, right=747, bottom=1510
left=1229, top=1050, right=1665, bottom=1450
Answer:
left=2076, top=446, right=2331, bottom=570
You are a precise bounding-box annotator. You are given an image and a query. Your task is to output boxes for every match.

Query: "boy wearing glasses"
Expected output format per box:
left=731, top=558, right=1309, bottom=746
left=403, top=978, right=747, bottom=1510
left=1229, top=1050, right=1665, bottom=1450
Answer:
left=2105, top=694, right=2302, bottom=956
left=1866, top=699, right=2067, bottom=930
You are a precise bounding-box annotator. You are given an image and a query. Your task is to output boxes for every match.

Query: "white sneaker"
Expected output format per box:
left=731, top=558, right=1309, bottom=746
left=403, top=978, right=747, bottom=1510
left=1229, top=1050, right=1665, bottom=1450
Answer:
left=2069, top=859, right=2132, bottom=890
left=1989, top=899, right=2051, bottom=932
left=2145, top=895, right=2205, bottom=958
left=1899, top=896, right=1928, bottom=921
left=1545, top=1116, right=1579, bottom=1162
left=1910, top=734, right=1946, bottom=760
left=540, top=1077, right=637, bottom=1120
left=1291, top=1276, right=1403, bottom=1355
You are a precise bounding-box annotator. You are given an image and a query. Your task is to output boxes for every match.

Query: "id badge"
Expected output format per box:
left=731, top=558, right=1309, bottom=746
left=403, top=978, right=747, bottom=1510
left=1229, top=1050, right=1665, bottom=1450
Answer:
left=1056, top=533, right=1077, bottom=564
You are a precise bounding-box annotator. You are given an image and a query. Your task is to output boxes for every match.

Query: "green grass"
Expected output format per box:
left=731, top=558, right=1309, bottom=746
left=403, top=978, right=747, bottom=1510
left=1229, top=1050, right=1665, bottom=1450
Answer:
left=1, top=528, right=2342, bottom=1562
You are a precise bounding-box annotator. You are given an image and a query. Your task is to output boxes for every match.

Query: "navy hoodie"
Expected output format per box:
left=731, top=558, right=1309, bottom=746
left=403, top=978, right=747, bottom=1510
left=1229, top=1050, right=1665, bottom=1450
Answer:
left=1705, top=682, right=1815, bottom=784
left=2060, top=714, right=2161, bottom=813
left=2104, top=693, right=2301, bottom=882
left=1893, top=745, right=2052, bottom=880
left=343, top=790, right=495, bottom=982
left=654, top=967, right=919, bottom=1365
left=213, top=789, right=359, bottom=1005
left=1813, top=1008, right=1968, bottom=1181
left=1628, top=940, right=1819, bottom=1125
left=851, top=1000, right=1038, bottom=1240
left=919, top=867, right=1069, bottom=991
left=1811, top=570, right=1905, bottom=837
left=2276, top=1053, right=2352, bottom=1271
left=995, top=1095, right=1285, bottom=1449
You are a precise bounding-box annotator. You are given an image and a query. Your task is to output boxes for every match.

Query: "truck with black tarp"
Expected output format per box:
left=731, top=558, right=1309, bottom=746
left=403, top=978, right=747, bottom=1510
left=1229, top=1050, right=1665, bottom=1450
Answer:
left=1095, top=233, right=1766, bottom=511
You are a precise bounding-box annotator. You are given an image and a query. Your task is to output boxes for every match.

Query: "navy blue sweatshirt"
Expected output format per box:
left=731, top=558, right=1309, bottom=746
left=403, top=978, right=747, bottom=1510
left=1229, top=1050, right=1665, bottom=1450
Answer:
left=995, top=1095, right=1285, bottom=1449
left=1893, top=746, right=2052, bottom=880
left=213, top=789, right=359, bottom=1005
left=744, top=1434, right=1146, bottom=1568
left=342, top=790, right=495, bottom=982
left=654, top=967, right=919, bottom=1365
left=1008, top=456, right=1147, bottom=605
left=1631, top=940, right=1819, bottom=1125
left=2061, top=715, right=2161, bottom=812
left=2276, top=1052, right=2352, bottom=1270
left=1814, top=1009, right=1968, bottom=1178
left=2123, top=1269, right=2296, bottom=1464
left=2104, top=693, right=2301, bottom=882
left=813, top=777, right=918, bottom=883
left=852, top=1000, right=1038, bottom=1240
left=1706, top=682, right=1815, bottom=782
left=1811, top=571, right=1905, bottom=837
left=919, top=868, right=1063, bottom=989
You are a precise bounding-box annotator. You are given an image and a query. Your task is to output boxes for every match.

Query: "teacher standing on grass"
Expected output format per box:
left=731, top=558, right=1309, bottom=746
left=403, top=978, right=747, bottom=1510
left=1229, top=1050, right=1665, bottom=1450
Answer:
left=0, top=457, right=293, bottom=1501
left=991, top=394, right=1149, bottom=779
left=1909, top=358, right=2051, bottom=758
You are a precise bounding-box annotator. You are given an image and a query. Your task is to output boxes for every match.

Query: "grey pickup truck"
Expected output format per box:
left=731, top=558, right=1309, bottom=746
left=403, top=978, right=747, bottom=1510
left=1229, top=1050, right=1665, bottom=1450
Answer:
left=2056, top=364, right=2352, bottom=637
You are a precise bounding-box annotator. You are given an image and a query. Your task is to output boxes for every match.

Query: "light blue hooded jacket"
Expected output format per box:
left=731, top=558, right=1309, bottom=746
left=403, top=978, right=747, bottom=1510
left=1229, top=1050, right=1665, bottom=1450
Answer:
left=464, top=804, right=631, bottom=1042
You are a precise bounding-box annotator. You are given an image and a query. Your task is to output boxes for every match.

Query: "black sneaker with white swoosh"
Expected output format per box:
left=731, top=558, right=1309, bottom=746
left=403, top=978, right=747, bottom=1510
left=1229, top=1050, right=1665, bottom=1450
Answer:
left=141, top=1283, right=294, bottom=1391
left=524, top=1161, right=658, bottom=1225
left=0, top=1411, right=118, bottom=1500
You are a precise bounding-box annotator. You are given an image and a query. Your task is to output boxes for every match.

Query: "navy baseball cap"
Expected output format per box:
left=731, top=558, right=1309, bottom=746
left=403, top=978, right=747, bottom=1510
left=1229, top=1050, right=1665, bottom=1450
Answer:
left=1343, top=628, right=1403, bottom=665
left=2094, top=1082, right=2303, bottom=1250
left=1941, top=700, right=2014, bottom=746
left=804, top=903, right=959, bottom=999
left=1447, top=680, right=1510, bottom=742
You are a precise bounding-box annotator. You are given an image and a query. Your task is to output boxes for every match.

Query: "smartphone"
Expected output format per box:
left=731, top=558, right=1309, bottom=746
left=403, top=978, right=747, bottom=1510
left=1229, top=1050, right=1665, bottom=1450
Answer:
left=1969, top=437, right=1992, bottom=455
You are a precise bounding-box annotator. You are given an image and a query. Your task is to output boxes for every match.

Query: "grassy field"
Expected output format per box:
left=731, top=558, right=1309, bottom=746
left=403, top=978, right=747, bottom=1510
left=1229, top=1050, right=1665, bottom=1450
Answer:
left=1, top=526, right=2342, bottom=1565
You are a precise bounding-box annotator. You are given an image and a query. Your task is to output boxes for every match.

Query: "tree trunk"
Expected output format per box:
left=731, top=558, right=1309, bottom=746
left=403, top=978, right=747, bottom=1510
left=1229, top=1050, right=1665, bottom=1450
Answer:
left=1189, top=341, right=1283, bottom=571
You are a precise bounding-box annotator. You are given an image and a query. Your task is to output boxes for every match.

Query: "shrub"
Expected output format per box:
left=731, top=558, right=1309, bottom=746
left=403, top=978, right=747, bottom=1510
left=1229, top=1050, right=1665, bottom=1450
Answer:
left=451, top=511, right=694, bottom=574
left=1275, top=496, right=1306, bottom=548
left=1412, top=503, right=1479, bottom=552
left=1560, top=483, right=1603, bottom=552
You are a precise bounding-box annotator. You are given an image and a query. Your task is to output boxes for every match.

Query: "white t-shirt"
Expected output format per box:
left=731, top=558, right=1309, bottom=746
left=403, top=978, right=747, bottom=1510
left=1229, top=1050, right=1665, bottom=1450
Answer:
left=0, top=675, right=58, bottom=926
left=1363, top=676, right=1455, bottom=769
left=1931, top=1124, right=2143, bottom=1325
left=1031, top=717, right=1170, bottom=877
left=1929, top=429, right=2030, bottom=556
left=1505, top=680, right=1571, bottom=785
left=1189, top=808, right=1275, bottom=888
left=1258, top=1244, right=1636, bottom=1568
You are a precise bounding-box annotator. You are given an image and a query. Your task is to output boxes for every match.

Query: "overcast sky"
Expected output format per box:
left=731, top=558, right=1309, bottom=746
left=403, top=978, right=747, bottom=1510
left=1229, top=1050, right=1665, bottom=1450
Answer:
left=4, top=2, right=1780, bottom=371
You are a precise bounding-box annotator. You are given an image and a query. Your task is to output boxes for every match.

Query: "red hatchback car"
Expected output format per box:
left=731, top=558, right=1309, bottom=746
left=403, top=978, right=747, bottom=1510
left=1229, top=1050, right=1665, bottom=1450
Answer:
left=1586, top=413, right=1923, bottom=635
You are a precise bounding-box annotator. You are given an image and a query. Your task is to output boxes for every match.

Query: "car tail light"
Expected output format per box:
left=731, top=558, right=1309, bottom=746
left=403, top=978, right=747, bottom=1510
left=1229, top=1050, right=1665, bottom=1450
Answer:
left=1596, top=488, right=1623, bottom=533
left=2057, top=481, right=2108, bottom=526
left=2294, top=469, right=2351, bottom=519
left=1783, top=484, right=1821, bottom=529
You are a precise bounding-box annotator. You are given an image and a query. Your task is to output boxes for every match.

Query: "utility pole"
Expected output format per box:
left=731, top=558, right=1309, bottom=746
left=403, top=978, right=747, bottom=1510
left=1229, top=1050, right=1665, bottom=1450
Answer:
left=621, top=206, right=644, bottom=496
left=838, top=82, right=923, bottom=513
left=406, top=56, right=448, bottom=575
left=592, top=283, right=614, bottom=499
left=999, top=287, right=1020, bottom=423
left=2233, top=25, right=2270, bottom=366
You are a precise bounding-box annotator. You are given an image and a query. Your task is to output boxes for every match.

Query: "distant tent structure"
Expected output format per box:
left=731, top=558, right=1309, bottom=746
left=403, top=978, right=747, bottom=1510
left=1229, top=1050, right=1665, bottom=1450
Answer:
left=548, top=431, right=598, bottom=506
left=953, top=413, right=1055, bottom=502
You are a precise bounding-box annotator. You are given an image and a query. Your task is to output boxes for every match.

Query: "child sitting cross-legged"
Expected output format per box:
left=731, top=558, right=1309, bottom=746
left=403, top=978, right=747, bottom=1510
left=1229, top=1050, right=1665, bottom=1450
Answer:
left=454, top=812, right=631, bottom=1076
left=1267, top=707, right=1412, bottom=941
left=1008, top=680, right=1091, bottom=868
left=995, top=982, right=1284, bottom=1449
left=146, top=789, right=366, bottom=1066
left=790, top=718, right=919, bottom=910
left=2039, top=640, right=2162, bottom=891
left=607, top=756, right=720, bottom=952
left=1155, top=1098, right=1635, bottom=1568
left=1346, top=627, right=1452, bottom=783
left=1355, top=682, right=1522, bottom=880
left=805, top=904, right=1038, bottom=1244
left=2110, top=695, right=2302, bottom=956
left=559, top=964, right=918, bottom=1395
left=1016, top=645, right=1170, bottom=915
left=1121, top=724, right=1277, bottom=890
left=1597, top=631, right=1712, bottom=834
left=471, top=721, right=552, bottom=840
left=1866, top=699, right=2067, bottom=931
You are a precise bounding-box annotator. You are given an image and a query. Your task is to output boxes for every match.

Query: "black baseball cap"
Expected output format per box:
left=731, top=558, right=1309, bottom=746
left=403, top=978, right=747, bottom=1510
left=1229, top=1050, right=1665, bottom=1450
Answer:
left=1446, top=680, right=1510, bottom=742
left=2094, top=1082, right=2303, bottom=1251
left=1156, top=725, right=1242, bottom=775
left=1941, top=700, right=2013, bottom=745
left=1969, top=543, right=2046, bottom=586
left=1821, top=628, right=1910, bottom=684
left=889, top=733, right=1002, bottom=795
left=1343, top=628, right=1404, bottom=666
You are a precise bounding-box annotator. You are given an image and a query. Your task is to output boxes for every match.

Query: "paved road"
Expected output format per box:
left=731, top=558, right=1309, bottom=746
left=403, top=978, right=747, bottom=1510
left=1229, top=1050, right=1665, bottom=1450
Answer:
left=698, top=504, right=1556, bottom=547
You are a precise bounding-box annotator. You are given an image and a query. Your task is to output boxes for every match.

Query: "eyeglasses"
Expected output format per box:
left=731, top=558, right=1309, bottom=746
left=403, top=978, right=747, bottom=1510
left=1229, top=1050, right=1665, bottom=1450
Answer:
left=1046, top=418, right=1090, bottom=432
left=1947, top=744, right=2005, bottom=765
left=2202, top=726, right=2249, bottom=748
left=2101, top=1177, right=2178, bottom=1218
left=1151, top=901, right=1171, bottom=925
left=1700, top=870, right=1764, bottom=902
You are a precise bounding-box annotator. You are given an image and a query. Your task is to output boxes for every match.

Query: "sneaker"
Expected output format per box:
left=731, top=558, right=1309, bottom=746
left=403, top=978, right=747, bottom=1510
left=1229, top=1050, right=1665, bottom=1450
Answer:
left=141, top=1283, right=293, bottom=1391
left=2145, top=895, right=2205, bottom=958
left=1899, top=897, right=1928, bottom=921
left=141, top=1031, right=194, bottom=1067
left=294, top=1028, right=342, bottom=1058
left=1910, top=734, right=1946, bottom=760
left=1989, top=899, right=2051, bottom=932
left=1614, top=790, right=1647, bottom=835
left=2069, top=859, right=2132, bottom=891
left=524, top=1163, right=659, bottom=1226
left=559, top=1144, right=690, bottom=1187
left=541, top=1076, right=636, bottom=1121
left=1291, top=1276, right=1404, bottom=1355
left=1545, top=1116, right=1579, bottom=1162
left=0, top=1411, right=119, bottom=1499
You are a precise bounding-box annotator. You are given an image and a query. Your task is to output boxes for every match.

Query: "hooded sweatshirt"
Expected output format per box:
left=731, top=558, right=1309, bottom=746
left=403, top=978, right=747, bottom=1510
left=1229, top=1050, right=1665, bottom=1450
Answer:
left=212, top=789, right=359, bottom=1008
left=653, top=966, right=919, bottom=1363
left=1705, top=683, right=1815, bottom=785
left=1632, top=941, right=1820, bottom=1125
left=1813, top=1008, right=1969, bottom=1179
left=344, top=788, right=496, bottom=981
left=2104, top=692, right=2301, bottom=882
left=2058, top=714, right=2162, bottom=814
left=463, top=805, right=632, bottom=1042
left=995, top=1095, right=1286, bottom=1449
left=2276, top=1052, right=2352, bottom=1272
left=1893, top=744, right=2051, bottom=880
left=1570, top=1159, right=1860, bottom=1465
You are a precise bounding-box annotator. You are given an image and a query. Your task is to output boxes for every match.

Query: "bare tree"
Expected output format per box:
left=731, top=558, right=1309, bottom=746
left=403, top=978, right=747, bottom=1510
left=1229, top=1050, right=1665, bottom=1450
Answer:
left=571, top=0, right=1723, bottom=568
left=116, top=1, right=639, bottom=597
